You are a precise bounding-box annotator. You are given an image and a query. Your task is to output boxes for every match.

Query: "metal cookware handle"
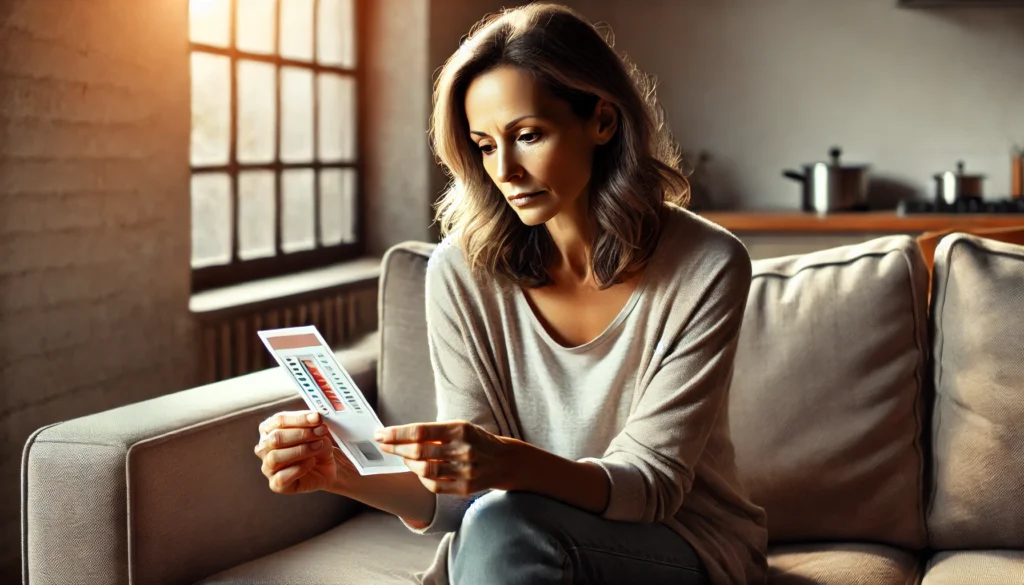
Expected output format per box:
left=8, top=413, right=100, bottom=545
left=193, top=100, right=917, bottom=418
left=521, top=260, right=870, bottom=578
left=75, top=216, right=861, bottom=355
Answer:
left=829, top=147, right=842, bottom=166
left=783, top=170, right=806, bottom=182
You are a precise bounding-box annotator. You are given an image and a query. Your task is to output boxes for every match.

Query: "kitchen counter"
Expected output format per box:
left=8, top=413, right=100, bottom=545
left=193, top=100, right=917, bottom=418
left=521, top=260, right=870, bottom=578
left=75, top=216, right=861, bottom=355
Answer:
left=699, top=211, right=1024, bottom=233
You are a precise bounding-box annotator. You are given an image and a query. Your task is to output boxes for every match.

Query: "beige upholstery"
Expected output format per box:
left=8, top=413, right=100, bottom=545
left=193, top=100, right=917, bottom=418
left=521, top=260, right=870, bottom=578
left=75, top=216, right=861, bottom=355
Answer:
left=196, top=511, right=443, bottom=585
left=376, top=242, right=438, bottom=427
left=922, top=550, right=1024, bottom=584
left=729, top=235, right=930, bottom=549
left=927, top=234, right=1024, bottom=549
left=21, top=337, right=377, bottom=585
left=21, top=234, right=1024, bottom=584
left=768, top=542, right=921, bottom=585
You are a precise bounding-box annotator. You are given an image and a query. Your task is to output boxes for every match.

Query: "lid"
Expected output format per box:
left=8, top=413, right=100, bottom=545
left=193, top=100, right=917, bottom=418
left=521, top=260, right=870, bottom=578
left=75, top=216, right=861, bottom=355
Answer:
left=809, top=146, right=869, bottom=170
left=933, top=160, right=986, bottom=180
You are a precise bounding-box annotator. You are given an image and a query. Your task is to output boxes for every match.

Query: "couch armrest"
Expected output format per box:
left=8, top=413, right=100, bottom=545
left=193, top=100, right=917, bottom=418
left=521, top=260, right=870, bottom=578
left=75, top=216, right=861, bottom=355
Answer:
left=22, top=334, right=379, bottom=585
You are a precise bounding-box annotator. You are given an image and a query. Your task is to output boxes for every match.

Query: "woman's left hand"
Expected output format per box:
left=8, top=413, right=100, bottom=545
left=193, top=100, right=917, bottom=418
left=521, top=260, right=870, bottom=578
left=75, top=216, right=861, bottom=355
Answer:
left=374, top=421, right=515, bottom=496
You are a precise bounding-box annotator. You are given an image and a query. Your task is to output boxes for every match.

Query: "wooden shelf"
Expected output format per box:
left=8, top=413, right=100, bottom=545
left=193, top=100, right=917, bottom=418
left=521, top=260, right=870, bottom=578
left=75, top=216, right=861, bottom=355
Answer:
left=699, top=211, right=1024, bottom=233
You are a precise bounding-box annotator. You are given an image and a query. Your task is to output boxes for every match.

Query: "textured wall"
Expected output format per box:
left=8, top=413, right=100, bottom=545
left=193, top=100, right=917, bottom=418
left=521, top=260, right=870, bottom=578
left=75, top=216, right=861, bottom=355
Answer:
left=567, top=0, right=1024, bottom=209
left=0, top=0, right=197, bottom=579
left=363, top=0, right=434, bottom=253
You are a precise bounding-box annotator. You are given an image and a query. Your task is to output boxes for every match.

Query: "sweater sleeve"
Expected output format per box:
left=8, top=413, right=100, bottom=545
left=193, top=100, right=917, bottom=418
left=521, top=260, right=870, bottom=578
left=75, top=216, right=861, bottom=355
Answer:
left=580, top=240, right=752, bottom=524
left=401, top=244, right=503, bottom=535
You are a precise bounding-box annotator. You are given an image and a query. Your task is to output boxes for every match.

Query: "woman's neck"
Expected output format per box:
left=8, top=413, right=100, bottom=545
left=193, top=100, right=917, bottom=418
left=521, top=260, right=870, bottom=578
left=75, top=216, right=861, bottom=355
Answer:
left=545, top=192, right=595, bottom=286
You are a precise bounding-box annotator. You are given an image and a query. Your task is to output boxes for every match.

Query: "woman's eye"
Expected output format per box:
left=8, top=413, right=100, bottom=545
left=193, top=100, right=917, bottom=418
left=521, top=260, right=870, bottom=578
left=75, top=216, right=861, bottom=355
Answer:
left=519, top=132, right=540, bottom=143
left=478, top=143, right=495, bottom=155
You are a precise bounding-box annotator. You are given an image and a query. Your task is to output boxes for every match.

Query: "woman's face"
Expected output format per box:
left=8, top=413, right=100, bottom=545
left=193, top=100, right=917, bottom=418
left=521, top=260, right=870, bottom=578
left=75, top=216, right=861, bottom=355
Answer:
left=464, top=66, right=614, bottom=227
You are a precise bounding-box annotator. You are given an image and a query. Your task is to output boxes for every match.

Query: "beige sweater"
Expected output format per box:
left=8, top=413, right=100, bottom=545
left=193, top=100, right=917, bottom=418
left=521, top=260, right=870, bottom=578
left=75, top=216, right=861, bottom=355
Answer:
left=407, top=205, right=768, bottom=585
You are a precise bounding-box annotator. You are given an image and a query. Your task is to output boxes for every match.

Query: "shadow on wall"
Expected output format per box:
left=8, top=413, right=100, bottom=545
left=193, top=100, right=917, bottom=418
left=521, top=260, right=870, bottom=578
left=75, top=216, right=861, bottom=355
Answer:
left=682, top=149, right=743, bottom=211
left=867, top=175, right=921, bottom=210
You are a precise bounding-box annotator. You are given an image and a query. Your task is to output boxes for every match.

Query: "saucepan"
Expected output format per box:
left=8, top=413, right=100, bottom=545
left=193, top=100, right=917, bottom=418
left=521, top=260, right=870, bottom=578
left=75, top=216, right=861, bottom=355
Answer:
left=784, top=147, right=870, bottom=213
left=934, top=161, right=985, bottom=206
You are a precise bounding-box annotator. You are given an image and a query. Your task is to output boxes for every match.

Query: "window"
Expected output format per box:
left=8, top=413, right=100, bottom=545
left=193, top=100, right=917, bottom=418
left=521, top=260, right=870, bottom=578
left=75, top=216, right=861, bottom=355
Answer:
left=189, top=0, right=361, bottom=292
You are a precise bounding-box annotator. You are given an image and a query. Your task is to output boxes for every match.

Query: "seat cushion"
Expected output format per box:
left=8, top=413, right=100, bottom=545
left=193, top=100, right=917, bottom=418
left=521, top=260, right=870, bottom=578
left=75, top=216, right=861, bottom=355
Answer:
left=729, top=236, right=930, bottom=549
left=922, top=550, right=1024, bottom=585
left=927, top=234, right=1024, bottom=549
left=769, top=543, right=922, bottom=585
left=195, top=511, right=443, bottom=585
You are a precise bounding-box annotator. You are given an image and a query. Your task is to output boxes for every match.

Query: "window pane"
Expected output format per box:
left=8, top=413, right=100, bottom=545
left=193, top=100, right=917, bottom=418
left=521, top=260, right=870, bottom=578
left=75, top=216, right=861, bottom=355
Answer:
left=318, top=0, right=355, bottom=68
left=190, top=53, right=231, bottom=166
left=191, top=173, right=232, bottom=267
left=282, top=169, right=315, bottom=252
left=320, top=168, right=356, bottom=245
left=237, top=60, right=277, bottom=163
left=236, top=0, right=276, bottom=55
left=189, top=0, right=230, bottom=47
left=281, top=67, right=314, bottom=163
left=238, top=170, right=276, bottom=259
left=280, top=0, right=313, bottom=61
left=318, top=74, right=355, bottom=162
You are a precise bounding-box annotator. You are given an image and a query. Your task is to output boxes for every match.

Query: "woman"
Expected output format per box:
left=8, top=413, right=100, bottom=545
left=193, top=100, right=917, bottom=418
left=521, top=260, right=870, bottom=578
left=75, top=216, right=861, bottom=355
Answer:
left=253, top=4, right=767, bottom=584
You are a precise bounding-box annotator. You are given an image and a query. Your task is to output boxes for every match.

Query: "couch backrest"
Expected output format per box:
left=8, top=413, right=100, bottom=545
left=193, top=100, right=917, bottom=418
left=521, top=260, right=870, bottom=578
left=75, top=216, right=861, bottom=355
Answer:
left=728, top=235, right=930, bottom=550
left=376, top=236, right=933, bottom=551
left=927, top=233, right=1024, bottom=549
left=377, top=242, right=438, bottom=426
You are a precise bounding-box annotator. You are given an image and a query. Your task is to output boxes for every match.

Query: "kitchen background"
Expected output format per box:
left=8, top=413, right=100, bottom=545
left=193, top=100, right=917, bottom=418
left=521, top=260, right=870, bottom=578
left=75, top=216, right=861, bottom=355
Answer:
left=556, top=0, right=1024, bottom=211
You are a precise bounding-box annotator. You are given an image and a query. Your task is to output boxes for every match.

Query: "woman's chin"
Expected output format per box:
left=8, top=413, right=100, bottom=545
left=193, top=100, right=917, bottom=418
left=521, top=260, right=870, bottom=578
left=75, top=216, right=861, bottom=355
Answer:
left=512, top=207, right=556, bottom=227
left=509, top=196, right=558, bottom=226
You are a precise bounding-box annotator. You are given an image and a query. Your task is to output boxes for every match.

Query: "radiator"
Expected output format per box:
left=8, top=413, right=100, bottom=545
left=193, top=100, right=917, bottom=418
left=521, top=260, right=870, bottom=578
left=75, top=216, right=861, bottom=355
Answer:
left=195, top=284, right=378, bottom=384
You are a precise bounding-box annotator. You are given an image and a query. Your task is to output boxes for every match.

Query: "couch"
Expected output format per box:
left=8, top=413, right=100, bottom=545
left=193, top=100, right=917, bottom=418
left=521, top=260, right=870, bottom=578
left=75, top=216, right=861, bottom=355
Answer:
left=21, top=233, right=1024, bottom=584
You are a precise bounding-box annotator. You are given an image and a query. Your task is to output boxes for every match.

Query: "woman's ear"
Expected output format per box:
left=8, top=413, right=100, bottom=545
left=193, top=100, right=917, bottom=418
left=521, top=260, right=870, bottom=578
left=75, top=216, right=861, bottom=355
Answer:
left=590, top=99, right=618, bottom=145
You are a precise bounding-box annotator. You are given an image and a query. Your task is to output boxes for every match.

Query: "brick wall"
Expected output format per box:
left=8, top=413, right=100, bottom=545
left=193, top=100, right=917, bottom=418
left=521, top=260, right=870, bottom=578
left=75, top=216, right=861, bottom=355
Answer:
left=0, top=0, right=197, bottom=579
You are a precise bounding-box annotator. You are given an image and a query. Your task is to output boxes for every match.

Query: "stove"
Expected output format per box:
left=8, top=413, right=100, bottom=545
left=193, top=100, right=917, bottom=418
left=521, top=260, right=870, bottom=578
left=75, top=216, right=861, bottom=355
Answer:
left=897, top=197, right=1024, bottom=215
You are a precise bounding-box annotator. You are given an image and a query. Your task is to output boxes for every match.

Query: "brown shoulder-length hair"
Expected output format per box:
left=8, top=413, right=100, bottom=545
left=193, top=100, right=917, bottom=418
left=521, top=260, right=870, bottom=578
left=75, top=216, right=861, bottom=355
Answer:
left=431, top=3, right=689, bottom=289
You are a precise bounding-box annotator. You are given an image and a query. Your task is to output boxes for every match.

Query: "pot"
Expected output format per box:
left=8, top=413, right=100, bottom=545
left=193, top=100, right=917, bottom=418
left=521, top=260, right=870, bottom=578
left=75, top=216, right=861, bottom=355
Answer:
left=934, top=161, right=985, bottom=206
left=784, top=147, right=870, bottom=214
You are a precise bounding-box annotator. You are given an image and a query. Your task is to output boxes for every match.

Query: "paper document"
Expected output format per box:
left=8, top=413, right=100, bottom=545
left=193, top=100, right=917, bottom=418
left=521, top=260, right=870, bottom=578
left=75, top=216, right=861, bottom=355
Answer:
left=258, top=326, right=408, bottom=475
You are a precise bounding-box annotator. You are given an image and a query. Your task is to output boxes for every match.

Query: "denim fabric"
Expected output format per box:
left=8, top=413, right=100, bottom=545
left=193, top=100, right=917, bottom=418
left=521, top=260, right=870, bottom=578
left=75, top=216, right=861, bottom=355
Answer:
left=449, top=491, right=709, bottom=585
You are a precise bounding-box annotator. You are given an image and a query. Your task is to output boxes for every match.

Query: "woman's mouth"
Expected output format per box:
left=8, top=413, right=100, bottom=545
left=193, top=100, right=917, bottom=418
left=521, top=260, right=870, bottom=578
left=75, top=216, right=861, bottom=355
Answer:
left=508, top=190, right=546, bottom=208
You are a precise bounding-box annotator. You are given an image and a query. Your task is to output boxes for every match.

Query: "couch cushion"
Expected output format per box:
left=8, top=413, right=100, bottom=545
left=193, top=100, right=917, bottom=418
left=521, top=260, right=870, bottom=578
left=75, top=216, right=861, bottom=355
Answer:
left=921, top=550, right=1024, bottom=585
left=927, top=234, right=1024, bottom=549
left=915, top=225, right=1024, bottom=299
left=769, top=542, right=921, bottom=585
left=729, top=235, right=930, bottom=548
left=196, top=511, right=443, bottom=585
left=377, top=242, right=438, bottom=427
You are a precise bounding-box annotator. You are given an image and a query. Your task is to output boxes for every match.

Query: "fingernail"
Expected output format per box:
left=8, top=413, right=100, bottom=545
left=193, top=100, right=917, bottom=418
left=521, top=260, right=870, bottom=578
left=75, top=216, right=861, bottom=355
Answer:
left=314, top=425, right=326, bottom=436
left=311, top=440, right=323, bottom=450
left=307, top=413, right=319, bottom=423
left=373, top=430, right=385, bottom=441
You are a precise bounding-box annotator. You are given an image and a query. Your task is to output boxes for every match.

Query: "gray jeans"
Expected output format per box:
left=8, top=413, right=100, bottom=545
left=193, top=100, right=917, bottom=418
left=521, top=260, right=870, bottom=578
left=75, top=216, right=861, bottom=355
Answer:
left=449, top=491, right=710, bottom=585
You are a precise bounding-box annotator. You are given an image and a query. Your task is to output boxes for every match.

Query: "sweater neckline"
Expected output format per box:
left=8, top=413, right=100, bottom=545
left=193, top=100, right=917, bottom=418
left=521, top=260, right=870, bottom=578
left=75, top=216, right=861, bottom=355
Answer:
left=513, top=221, right=670, bottom=354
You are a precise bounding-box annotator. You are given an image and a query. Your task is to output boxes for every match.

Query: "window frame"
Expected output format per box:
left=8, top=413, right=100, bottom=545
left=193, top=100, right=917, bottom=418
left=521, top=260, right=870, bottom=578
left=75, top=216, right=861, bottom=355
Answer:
left=189, top=0, right=365, bottom=293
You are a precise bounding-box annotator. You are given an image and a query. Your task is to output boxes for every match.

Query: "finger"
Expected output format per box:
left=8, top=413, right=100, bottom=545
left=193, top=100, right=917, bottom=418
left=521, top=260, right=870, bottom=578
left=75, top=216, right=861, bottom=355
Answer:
left=255, top=425, right=329, bottom=457
left=261, top=438, right=330, bottom=476
left=375, top=421, right=470, bottom=444
left=259, top=411, right=324, bottom=436
left=269, top=457, right=318, bottom=493
left=404, top=458, right=473, bottom=481
left=378, top=440, right=471, bottom=462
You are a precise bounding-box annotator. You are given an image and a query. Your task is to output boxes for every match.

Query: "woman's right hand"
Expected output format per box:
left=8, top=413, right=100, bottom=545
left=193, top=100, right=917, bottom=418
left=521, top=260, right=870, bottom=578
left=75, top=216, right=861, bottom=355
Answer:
left=254, top=410, right=339, bottom=495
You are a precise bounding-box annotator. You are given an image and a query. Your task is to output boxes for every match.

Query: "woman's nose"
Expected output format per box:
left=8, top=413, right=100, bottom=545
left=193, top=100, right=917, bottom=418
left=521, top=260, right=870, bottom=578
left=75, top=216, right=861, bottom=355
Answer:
left=494, top=148, right=523, bottom=183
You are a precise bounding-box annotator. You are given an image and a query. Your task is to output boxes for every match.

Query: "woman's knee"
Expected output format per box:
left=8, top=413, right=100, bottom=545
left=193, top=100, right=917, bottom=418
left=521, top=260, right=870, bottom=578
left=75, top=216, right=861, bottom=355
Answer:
left=450, top=492, right=570, bottom=584
left=460, top=491, right=563, bottom=542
